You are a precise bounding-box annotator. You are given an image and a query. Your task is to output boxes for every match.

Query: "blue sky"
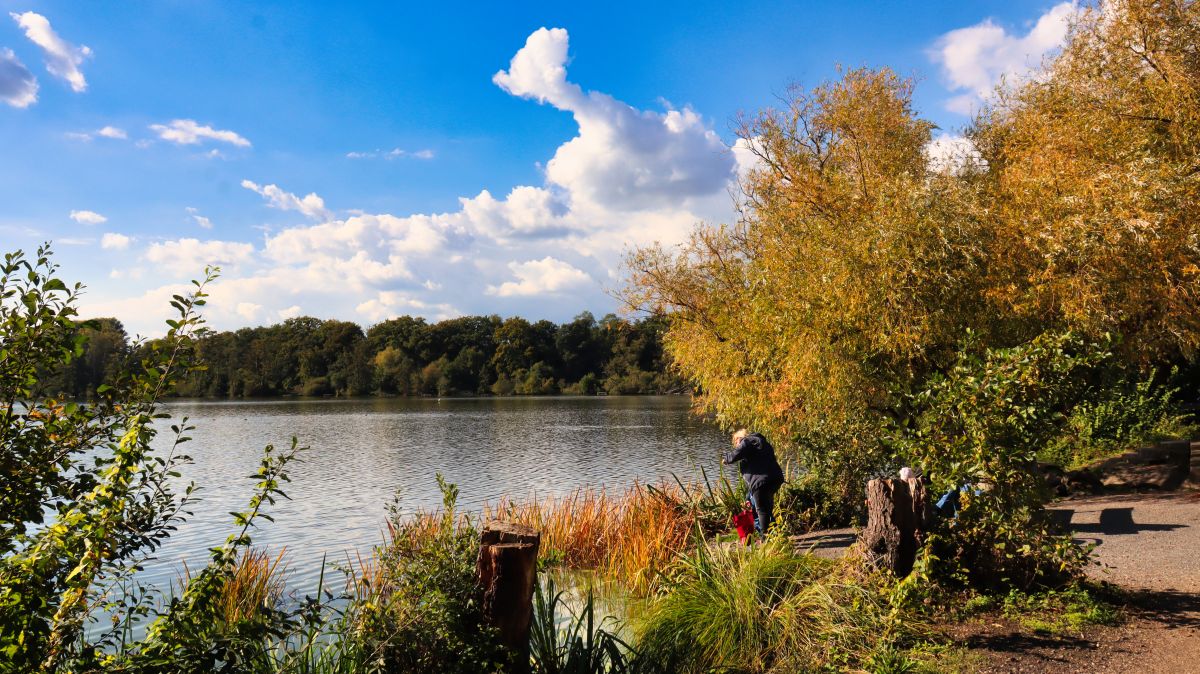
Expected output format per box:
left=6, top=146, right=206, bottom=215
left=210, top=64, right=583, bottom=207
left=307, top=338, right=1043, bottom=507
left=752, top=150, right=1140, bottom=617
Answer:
left=0, top=0, right=1079, bottom=336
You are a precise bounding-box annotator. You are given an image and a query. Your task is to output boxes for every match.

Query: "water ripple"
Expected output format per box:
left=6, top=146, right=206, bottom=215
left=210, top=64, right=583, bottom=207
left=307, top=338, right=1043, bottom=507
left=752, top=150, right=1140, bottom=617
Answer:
left=141, top=395, right=725, bottom=597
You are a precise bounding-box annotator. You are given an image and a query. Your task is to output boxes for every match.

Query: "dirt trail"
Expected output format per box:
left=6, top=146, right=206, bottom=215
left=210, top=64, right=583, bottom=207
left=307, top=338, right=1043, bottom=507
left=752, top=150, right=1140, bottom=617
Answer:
left=793, top=490, right=1200, bottom=672
left=971, top=491, right=1200, bottom=673
left=1039, top=491, right=1200, bottom=673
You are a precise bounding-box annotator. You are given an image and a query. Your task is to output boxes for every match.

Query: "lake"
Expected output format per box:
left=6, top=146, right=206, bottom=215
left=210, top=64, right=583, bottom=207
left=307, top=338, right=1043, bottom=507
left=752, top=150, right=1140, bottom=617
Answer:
left=144, top=395, right=726, bottom=595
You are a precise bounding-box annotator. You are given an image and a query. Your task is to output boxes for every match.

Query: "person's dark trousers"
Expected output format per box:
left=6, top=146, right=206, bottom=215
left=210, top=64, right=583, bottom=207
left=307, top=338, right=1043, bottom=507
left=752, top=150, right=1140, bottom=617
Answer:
left=747, top=487, right=777, bottom=535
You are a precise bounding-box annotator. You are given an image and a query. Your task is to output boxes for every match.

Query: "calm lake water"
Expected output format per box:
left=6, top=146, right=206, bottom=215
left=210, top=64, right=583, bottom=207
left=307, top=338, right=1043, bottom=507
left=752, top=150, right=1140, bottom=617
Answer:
left=144, top=395, right=725, bottom=595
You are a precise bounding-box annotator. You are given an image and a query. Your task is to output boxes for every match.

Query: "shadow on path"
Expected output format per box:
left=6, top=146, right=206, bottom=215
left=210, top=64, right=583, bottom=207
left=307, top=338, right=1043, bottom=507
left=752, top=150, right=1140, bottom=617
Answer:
left=795, top=532, right=856, bottom=550
left=961, top=630, right=1092, bottom=659
left=1057, top=507, right=1188, bottom=536
left=1122, top=587, right=1200, bottom=629
left=791, top=529, right=857, bottom=559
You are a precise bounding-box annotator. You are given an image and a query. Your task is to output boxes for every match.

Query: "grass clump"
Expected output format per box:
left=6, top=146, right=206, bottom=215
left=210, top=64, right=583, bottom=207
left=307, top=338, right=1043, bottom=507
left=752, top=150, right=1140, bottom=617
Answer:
left=632, top=537, right=923, bottom=673
left=178, top=547, right=289, bottom=625
left=998, top=584, right=1120, bottom=635
left=901, top=642, right=982, bottom=674
left=943, top=582, right=1121, bottom=638
left=530, top=576, right=638, bottom=674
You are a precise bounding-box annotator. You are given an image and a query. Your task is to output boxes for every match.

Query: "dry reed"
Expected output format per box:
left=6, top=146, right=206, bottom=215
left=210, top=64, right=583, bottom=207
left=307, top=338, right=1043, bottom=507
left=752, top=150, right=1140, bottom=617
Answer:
left=482, top=482, right=699, bottom=595
left=179, top=546, right=289, bottom=623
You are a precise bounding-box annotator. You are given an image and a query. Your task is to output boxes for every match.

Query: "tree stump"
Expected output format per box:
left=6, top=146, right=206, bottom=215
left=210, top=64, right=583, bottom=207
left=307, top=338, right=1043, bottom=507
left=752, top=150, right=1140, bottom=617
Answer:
left=860, top=478, right=929, bottom=576
left=477, top=521, right=541, bottom=668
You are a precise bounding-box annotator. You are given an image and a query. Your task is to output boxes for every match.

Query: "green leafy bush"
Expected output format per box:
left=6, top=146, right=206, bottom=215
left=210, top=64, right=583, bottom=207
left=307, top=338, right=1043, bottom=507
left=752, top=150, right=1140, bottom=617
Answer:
left=348, top=476, right=509, bottom=673
left=900, top=332, right=1100, bottom=591
left=0, top=247, right=217, bottom=670
left=1040, top=370, right=1196, bottom=469
left=773, top=473, right=862, bottom=534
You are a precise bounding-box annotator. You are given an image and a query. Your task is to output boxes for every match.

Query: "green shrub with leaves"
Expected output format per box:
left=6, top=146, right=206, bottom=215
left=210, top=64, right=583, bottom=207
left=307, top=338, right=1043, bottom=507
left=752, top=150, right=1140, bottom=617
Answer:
left=899, top=332, right=1101, bottom=591
left=0, top=246, right=221, bottom=670
left=1040, top=369, right=1196, bottom=469
left=0, top=246, right=339, bottom=673
left=347, top=475, right=509, bottom=673
left=124, top=441, right=304, bottom=672
left=773, top=472, right=862, bottom=535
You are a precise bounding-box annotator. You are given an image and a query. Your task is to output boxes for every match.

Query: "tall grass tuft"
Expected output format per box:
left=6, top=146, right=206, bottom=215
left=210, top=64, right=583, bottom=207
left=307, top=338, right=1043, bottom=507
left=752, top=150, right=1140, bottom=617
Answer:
left=178, top=546, right=289, bottom=624
left=633, top=537, right=924, bottom=673
left=530, top=575, right=636, bottom=674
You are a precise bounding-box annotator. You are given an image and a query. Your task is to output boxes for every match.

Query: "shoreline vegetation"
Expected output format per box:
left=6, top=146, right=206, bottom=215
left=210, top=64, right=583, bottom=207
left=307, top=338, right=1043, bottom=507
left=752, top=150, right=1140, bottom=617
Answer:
left=4, top=1, right=1200, bottom=672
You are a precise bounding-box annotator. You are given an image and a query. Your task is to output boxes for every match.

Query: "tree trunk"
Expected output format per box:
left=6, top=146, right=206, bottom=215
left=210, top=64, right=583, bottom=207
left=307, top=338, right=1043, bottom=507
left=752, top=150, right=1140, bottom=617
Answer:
left=860, top=478, right=929, bottom=577
left=477, top=520, right=541, bottom=669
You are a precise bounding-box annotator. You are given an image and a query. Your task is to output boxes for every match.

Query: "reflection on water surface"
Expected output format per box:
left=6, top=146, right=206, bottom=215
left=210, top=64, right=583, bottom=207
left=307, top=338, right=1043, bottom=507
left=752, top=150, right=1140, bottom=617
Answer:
left=146, top=395, right=724, bottom=594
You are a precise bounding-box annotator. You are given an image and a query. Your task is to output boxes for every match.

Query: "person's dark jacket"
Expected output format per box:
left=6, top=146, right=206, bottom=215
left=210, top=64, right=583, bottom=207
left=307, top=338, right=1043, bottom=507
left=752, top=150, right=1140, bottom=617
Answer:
left=723, top=432, right=784, bottom=493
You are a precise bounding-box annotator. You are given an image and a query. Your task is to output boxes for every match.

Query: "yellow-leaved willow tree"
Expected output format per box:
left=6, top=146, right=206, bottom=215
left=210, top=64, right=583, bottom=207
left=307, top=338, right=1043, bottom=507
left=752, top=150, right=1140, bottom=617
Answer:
left=972, top=0, right=1200, bottom=365
left=624, top=0, right=1200, bottom=490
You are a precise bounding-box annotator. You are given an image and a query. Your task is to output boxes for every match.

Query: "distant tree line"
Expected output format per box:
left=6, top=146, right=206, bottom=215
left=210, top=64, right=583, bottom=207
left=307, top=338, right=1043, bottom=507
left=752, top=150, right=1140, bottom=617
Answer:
left=45, top=312, right=685, bottom=398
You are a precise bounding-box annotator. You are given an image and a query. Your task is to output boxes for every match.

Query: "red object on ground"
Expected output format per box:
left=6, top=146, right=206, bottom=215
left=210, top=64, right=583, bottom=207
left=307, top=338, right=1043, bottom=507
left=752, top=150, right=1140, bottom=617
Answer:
left=733, top=507, right=756, bottom=544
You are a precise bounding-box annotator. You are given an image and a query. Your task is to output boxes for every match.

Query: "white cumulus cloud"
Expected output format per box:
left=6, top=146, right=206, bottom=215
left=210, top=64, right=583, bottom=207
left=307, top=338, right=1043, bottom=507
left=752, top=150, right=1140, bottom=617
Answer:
left=101, top=232, right=132, bottom=250
left=70, top=209, right=107, bottom=225
left=494, top=27, right=735, bottom=211
left=65, top=125, right=128, bottom=141
left=235, top=302, right=262, bottom=321
left=10, top=11, right=90, bottom=93
left=186, top=207, right=214, bottom=229
left=486, top=257, right=591, bottom=297
left=356, top=291, right=459, bottom=323
left=0, top=48, right=38, bottom=108
left=930, top=2, right=1077, bottom=114
left=150, top=119, right=251, bottom=147
left=80, top=27, right=740, bottom=337
left=144, top=238, right=254, bottom=275
left=242, top=180, right=332, bottom=221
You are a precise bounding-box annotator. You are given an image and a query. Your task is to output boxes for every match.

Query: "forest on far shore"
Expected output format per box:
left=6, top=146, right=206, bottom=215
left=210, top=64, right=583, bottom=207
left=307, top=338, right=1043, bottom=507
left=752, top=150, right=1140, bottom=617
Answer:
left=47, top=311, right=682, bottom=399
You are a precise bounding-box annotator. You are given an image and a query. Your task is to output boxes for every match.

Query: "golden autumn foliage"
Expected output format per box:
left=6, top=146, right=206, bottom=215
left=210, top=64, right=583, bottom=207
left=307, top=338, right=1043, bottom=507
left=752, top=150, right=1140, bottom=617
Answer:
left=625, top=0, right=1200, bottom=484
left=973, top=0, right=1200, bottom=363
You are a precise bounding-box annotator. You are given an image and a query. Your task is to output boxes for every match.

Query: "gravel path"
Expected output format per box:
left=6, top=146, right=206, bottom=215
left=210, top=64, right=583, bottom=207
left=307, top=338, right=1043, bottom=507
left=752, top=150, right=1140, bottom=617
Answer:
left=1036, top=491, right=1200, bottom=673
left=976, top=491, right=1200, bottom=673
left=1053, top=491, right=1200, bottom=594
left=793, top=490, right=1200, bottom=672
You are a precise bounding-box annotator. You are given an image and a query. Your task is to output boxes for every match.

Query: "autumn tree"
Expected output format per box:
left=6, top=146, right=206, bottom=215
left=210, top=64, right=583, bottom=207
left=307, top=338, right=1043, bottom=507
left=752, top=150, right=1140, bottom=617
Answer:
left=626, top=67, right=989, bottom=491
left=625, top=0, right=1200, bottom=499
left=970, top=0, right=1200, bottom=365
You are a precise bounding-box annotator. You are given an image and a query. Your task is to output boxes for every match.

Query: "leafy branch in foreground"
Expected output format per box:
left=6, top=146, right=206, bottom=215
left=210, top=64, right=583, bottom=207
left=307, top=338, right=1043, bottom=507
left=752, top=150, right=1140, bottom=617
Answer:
left=0, top=247, right=218, bottom=671
left=129, top=439, right=304, bottom=670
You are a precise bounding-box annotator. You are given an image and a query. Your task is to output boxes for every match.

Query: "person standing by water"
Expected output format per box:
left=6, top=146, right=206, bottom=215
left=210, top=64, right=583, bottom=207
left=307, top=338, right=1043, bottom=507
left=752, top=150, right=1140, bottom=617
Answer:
left=723, top=429, right=785, bottom=536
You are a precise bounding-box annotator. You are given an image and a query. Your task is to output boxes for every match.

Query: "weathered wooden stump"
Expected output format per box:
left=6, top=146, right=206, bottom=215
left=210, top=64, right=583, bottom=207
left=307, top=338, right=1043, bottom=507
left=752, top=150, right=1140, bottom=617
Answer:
left=477, top=521, right=541, bottom=668
left=859, top=478, right=929, bottom=577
